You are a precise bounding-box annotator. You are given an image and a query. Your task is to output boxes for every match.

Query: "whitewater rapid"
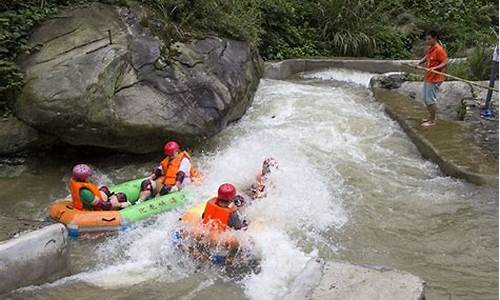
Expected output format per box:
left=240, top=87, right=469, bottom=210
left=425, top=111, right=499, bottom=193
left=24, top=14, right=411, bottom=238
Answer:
left=11, top=69, right=497, bottom=300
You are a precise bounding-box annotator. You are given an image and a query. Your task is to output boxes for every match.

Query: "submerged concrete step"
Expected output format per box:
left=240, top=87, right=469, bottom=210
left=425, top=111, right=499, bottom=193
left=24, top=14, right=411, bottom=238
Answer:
left=372, top=87, right=498, bottom=187
left=312, top=261, right=425, bottom=300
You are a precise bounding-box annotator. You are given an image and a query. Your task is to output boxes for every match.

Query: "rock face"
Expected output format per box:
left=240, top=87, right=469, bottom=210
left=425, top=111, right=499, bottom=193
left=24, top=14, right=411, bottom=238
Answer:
left=311, top=261, right=425, bottom=300
left=0, top=116, right=40, bottom=155
left=16, top=3, right=262, bottom=153
left=369, top=72, right=408, bottom=89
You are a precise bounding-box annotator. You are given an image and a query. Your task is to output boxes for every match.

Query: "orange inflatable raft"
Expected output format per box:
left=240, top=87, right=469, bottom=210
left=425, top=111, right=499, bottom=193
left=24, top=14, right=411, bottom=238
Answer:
left=178, top=202, right=240, bottom=249
left=49, top=201, right=122, bottom=233
left=174, top=202, right=259, bottom=270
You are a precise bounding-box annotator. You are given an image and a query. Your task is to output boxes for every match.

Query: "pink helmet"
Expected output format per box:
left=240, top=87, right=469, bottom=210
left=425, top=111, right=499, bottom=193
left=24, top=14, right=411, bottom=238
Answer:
left=72, top=164, right=93, bottom=181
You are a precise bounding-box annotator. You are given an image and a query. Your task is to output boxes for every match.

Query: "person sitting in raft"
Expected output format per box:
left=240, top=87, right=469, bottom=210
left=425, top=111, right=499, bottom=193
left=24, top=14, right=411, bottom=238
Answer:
left=69, top=164, right=131, bottom=211
left=248, top=157, right=279, bottom=200
left=138, top=141, right=197, bottom=202
left=202, top=183, right=246, bottom=230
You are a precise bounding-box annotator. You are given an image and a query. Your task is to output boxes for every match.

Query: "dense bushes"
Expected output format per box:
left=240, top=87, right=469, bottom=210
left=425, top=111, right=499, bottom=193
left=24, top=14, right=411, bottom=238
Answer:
left=141, top=0, right=262, bottom=47
left=139, top=0, right=498, bottom=60
left=0, top=0, right=498, bottom=98
left=447, top=46, right=495, bottom=81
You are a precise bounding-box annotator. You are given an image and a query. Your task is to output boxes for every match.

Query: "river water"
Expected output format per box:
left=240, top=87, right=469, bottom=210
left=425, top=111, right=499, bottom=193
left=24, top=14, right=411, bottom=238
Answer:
left=1, top=69, right=498, bottom=300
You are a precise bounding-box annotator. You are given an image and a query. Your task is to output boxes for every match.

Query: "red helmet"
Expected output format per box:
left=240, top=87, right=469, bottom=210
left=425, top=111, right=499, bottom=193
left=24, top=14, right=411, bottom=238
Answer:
left=217, top=183, right=236, bottom=201
left=163, top=141, right=180, bottom=156
left=72, top=164, right=92, bottom=181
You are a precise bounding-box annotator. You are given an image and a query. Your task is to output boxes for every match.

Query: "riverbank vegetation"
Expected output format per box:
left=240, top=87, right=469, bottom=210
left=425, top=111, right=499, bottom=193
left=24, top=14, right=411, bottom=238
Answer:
left=1, top=0, right=498, bottom=98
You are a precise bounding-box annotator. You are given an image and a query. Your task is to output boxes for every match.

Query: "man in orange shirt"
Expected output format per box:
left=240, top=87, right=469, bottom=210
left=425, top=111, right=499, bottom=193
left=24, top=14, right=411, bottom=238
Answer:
left=417, top=31, right=449, bottom=127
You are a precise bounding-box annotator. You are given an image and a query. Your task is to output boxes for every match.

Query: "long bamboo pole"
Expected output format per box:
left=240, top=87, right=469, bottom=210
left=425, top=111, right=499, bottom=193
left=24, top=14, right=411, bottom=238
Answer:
left=402, top=63, right=499, bottom=93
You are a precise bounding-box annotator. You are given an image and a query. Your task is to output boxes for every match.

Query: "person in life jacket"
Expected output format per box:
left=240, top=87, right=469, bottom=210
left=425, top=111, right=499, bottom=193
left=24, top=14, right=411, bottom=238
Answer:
left=248, top=157, right=278, bottom=200
left=202, top=183, right=246, bottom=231
left=69, top=164, right=131, bottom=211
left=138, top=141, right=197, bottom=202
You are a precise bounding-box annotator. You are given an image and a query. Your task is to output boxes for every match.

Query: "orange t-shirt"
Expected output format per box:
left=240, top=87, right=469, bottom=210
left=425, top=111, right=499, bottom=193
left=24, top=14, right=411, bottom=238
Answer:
left=424, top=44, right=448, bottom=83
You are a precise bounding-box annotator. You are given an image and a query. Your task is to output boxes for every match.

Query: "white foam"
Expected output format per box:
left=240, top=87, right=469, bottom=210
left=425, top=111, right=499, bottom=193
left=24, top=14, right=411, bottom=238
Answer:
left=302, top=68, right=375, bottom=87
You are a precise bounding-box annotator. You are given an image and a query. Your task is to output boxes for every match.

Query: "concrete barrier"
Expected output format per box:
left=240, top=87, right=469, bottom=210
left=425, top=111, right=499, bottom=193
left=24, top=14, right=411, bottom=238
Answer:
left=311, top=261, right=425, bottom=300
left=372, top=87, right=499, bottom=187
left=0, top=224, right=70, bottom=294
left=263, top=58, right=466, bottom=80
left=263, top=58, right=418, bottom=80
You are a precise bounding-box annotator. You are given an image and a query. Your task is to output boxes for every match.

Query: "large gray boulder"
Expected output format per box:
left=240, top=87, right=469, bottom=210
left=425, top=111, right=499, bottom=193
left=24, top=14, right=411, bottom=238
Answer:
left=16, top=3, right=262, bottom=153
left=0, top=116, right=39, bottom=155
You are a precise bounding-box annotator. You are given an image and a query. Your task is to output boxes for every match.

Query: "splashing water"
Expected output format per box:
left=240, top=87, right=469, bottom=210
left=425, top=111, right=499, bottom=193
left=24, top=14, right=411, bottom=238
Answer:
left=6, top=70, right=497, bottom=300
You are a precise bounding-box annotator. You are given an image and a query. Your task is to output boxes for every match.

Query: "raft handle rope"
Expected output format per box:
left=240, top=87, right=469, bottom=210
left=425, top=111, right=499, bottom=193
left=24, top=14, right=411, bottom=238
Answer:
left=102, top=217, right=116, bottom=222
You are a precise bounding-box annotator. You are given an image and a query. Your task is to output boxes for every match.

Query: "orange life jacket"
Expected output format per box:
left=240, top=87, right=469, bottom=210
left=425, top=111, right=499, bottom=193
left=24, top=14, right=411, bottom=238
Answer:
left=160, top=151, right=197, bottom=186
left=202, top=197, right=237, bottom=231
left=68, top=177, right=102, bottom=210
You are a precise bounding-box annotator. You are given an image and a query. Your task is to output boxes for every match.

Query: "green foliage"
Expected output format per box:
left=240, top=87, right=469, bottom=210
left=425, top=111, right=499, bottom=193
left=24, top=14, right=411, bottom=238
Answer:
left=310, top=0, right=381, bottom=56
left=467, top=46, right=492, bottom=80
left=446, top=61, right=470, bottom=80
left=447, top=46, right=494, bottom=81
left=259, top=0, right=323, bottom=59
left=372, top=30, right=412, bottom=59
left=0, top=3, right=58, bottom=93
left=141, top=0, right=262, bottom=47
left=0, top=0, right=498, bottom=102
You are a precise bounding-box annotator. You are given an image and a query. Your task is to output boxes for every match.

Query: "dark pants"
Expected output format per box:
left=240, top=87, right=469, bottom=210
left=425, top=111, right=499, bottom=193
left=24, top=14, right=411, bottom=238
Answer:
left=485, top=61, right=499, bottom=109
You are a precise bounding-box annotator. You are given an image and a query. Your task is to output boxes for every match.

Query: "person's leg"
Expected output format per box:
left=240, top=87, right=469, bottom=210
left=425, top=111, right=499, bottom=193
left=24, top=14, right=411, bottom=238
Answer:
left=428, top=103, right=437, bottom=122
left=159, top=184, right=172, bottom=196
left=138, top=179, right=155, bottom=202
left=422, top=83, right=439, bottom=127
left=485, top=61, right=499, bottom=109
left=108, top=193, right=130, bottom=209
left=422, top=82, right=431, bottom=121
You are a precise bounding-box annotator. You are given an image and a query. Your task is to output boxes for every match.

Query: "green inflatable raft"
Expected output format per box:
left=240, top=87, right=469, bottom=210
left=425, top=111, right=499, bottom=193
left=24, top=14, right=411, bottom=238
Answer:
left=49, top=178, right=191, bottom=237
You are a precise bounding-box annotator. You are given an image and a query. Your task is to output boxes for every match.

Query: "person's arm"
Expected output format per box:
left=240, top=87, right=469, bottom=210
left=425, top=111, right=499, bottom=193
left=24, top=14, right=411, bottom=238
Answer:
left=176, top=158, right=191, bottom=187
left=228, top=212, right=244, bottom=230
left=417, top=54, right=427, bottom=66
left=150, top=165, right=163, bottom=180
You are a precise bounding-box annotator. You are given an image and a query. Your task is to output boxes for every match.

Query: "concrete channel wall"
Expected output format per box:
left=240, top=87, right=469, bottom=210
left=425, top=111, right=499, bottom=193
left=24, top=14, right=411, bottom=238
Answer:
left=263, top=58, right=417, bottom=79
left=263, top=58, right=465, bottom=79
left=372, top=87, right=499, bottom=187
left=0, top=224, right=70, bottom=295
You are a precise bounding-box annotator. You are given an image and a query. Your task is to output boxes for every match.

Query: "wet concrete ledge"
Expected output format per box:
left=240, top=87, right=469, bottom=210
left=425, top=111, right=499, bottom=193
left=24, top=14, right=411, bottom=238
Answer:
left=372, top=87, right=499, bottom=187
left=310, top=261, right=425, bottom=300
left=263, top=58, right=417, bottom=79
left=0, top=224, right=70, bottom=294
